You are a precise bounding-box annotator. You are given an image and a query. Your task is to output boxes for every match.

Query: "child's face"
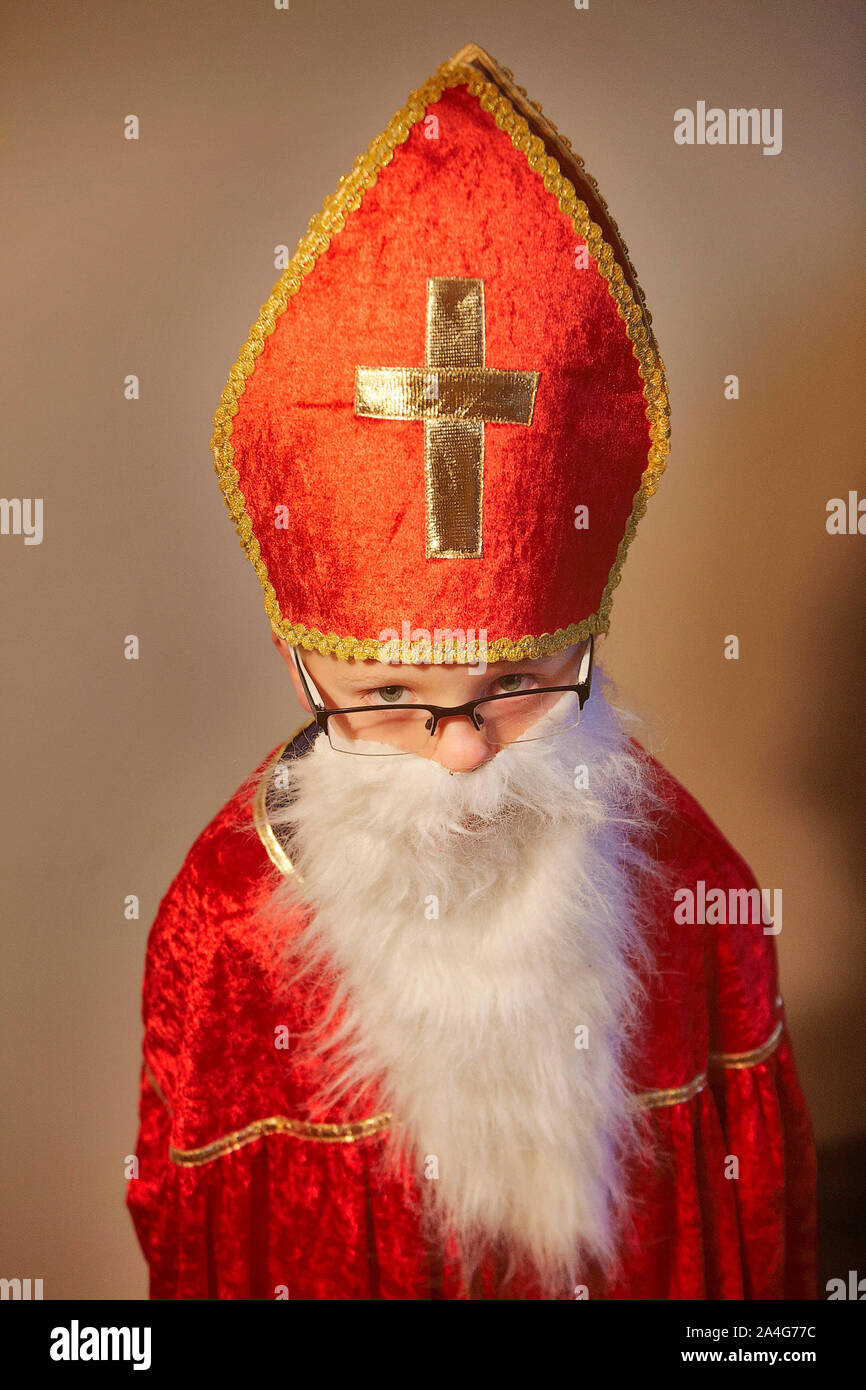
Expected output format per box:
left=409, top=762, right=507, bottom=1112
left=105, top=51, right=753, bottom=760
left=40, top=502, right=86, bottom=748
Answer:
left=272, top=635, right=591, bottom=773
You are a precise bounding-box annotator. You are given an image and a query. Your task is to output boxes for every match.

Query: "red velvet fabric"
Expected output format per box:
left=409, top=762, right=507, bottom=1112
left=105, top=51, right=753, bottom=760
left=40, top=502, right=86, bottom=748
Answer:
left=126, top=742, right=818, bottom=1300
left=229, top=84, right=651, bottom=647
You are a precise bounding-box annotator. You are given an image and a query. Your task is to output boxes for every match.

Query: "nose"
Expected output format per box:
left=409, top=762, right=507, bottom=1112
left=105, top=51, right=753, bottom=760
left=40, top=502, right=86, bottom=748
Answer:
left=428, top=715, right=497, bottom=772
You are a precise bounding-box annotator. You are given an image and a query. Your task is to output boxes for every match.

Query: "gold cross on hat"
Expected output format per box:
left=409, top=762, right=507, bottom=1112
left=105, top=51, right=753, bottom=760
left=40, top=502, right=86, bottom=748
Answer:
left=354, top=277, right=540, bottom=558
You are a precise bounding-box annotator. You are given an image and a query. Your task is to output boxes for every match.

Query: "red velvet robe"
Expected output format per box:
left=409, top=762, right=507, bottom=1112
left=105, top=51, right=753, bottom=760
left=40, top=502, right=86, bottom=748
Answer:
left=126, top=726, right=818, bottom=1299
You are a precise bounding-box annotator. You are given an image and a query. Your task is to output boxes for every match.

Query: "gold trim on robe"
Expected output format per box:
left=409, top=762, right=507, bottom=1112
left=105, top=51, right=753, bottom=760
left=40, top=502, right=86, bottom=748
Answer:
left=146, top=1012, right=787, bottom=1166
left=144, top=1060, right=172, bottom=1117
left=635, top=1072, right=707, bottom=1111
left=250, top=719, right=315, bottom=882
left=633, top=1016, right=785, bottom=1113
left=709, top=1017, right=784, bottom=1069
left=168, top=1112, right=395, bottom=1166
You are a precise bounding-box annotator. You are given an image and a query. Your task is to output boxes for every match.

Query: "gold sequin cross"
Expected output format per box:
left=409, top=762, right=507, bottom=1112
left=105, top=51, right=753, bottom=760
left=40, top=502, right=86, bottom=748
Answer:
left=354, top=277, right=540, bottom=558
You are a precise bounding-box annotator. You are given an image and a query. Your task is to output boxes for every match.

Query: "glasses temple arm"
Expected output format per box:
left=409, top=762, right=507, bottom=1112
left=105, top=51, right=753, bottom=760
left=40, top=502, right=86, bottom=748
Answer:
left=577, top=634, right=594, bottom=703
left=291, top=648, right=324, bottom=714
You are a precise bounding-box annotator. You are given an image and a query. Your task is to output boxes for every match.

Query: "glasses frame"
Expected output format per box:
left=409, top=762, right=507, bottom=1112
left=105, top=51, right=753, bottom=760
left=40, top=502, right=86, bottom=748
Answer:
left=290, top=636, right=594, bottom=753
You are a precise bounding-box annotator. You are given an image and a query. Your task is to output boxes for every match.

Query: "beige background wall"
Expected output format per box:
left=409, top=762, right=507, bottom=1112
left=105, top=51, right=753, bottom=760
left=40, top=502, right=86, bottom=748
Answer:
left=1, top=0, right=863, bottom=1298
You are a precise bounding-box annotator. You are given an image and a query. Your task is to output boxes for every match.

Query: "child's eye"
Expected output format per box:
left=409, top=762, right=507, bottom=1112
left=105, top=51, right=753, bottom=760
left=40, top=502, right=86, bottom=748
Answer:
left=493, top=673, right=535, bottom=694
left=367, top=685, right=409, bottom=705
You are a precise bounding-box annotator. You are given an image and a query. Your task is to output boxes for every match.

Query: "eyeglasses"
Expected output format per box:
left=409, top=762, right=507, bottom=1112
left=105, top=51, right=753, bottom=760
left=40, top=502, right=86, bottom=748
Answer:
left=290, top=637, right=594, bottom=756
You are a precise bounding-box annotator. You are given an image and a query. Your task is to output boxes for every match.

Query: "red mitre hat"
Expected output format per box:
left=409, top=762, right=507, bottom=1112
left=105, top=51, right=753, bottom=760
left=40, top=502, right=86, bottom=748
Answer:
left=211, top=42, right=670, bottom=664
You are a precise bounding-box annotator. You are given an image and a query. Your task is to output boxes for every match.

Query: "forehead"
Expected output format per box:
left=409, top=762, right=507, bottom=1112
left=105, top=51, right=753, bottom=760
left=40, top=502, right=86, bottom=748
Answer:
left=313, top=645, right=578, bottom=683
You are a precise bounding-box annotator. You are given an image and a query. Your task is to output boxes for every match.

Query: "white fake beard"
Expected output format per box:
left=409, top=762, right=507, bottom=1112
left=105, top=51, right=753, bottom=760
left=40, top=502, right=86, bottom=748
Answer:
left=253, top=669, right=668, bottom=1298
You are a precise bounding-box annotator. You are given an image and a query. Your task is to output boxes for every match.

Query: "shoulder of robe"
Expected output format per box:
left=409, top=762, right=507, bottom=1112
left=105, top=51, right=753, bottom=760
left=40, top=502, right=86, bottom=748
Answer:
left=627, top=739, right=780, bottom=1052
left=627, top=736, right=759, bottom=887
left=142, top=729, right=313, bottom=970
left=138, top=732, right=312, bottom=1092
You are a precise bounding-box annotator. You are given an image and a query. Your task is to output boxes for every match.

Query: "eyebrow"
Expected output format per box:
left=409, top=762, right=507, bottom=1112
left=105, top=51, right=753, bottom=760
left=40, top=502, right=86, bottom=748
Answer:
left=342, top=654, right=566, bottom=688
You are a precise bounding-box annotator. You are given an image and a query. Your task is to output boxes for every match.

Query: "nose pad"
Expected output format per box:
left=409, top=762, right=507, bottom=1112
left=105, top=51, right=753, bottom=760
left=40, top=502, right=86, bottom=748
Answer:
left=425, top=715, right=435, bottom=734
